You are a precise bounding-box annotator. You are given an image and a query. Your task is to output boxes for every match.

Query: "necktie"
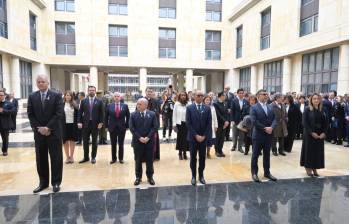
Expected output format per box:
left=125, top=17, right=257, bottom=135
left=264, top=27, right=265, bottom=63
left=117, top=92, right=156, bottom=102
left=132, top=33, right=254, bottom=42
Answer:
left=263, top=104, right=268, bottom=115
left=41, top=93, right=46, bottom=108
left=141, top=112, right=145, bottom=119
left=115, top=104, right=120, bottom=118
left=198, top=104, right=201, bottom=112
left=89, top=98, right=93, bottom=120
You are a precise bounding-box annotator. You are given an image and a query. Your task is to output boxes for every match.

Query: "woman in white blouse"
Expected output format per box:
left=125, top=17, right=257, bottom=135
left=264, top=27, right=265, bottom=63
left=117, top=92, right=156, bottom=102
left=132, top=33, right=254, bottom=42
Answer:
left=203, top=96, right=218, bottom=159
left=62, top=91, right=79, bottom=164
left=173, top=91, right=189, bottom=160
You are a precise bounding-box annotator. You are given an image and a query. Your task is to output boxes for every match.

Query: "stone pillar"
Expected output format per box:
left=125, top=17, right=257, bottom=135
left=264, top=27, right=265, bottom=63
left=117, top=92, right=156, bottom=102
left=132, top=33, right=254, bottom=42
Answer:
left=178, top=73, right=185, bottom=91
left=70, top=73, right=76, bottom=92
left=282, top=57, right=292, bottom=94
left=171, top=74, right=178, bottom=90
left=202, top=75, right=207, bottom=93
left=89, top=66, right=98, bottom=88
left=185, top=69, right=193, bottom=92
left=139, top=67, right=147, bottom=96
left=338, top=44, right=349, bottom=95
left=10, top=57, right=21, bottom=98
left=250, top=65, right=258, bottom=94
left=230, top=69, right=239, bottom=92
left=224, top=69, right=234, bottom=88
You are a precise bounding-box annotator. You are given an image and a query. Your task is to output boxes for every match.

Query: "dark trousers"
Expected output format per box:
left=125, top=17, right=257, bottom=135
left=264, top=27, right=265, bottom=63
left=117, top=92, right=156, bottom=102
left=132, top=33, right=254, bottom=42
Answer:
left=189, top=141, right=206, bottom=178
left=11, top=113, right=17, bottom=131
left=215, top=126, right=226, bottom=154
left=272, top=137, right=285, bottom=153
left=1, top=130, right=9, bottom=153
left=244, top=134, right=252, bottom=154
left=134, top=141, right=154, bottom=179
left=162, top=114, right=173, bottom=138
left=251, top=137, right=272, bottom=175
left=225, top=122, right=231, bottom=140
left=34, top=134, right=63, bottom=186
left=83, top=122, right=98, bottom=159
left=77, top=128, right=82, bottom=143
left=110, top=129, right=126, bottom=161
left=284, top=130, right=296, bottom=152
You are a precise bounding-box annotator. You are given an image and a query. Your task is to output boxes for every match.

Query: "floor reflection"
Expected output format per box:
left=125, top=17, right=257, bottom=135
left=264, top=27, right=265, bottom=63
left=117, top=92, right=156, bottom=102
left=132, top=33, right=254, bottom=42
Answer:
left=0, top=176, right=349, bottom=223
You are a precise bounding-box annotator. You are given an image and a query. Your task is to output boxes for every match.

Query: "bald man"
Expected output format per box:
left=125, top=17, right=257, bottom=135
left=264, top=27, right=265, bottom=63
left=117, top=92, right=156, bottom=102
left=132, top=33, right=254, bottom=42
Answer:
left=27, top=74, right=64, bottom=193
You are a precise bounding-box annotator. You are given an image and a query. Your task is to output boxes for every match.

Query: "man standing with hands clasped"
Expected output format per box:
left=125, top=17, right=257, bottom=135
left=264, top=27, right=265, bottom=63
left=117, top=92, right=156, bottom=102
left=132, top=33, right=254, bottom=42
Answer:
left=186, top=90, right=212, bottom=186
left=27, top=74, right=64, bottom=193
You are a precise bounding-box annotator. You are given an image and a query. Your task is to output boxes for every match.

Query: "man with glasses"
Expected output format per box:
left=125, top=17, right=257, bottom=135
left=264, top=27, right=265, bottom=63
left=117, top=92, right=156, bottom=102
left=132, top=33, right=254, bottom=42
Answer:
left=250, top=89, right=277, bottom=183
left=186, top=90, right=212, bottom=185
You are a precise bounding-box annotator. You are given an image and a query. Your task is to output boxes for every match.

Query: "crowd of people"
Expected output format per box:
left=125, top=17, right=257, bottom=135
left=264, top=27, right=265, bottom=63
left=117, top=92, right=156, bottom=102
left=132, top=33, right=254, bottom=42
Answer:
left=1, top=74, right=349, bottom=193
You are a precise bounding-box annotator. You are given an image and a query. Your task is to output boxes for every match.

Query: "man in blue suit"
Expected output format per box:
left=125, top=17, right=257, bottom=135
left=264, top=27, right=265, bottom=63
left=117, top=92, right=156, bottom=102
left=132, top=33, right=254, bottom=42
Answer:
left=129, top=98, right=158, bottom=186
left=345, top=99, right=349, bottom=147
left=250, top=89, right=277, bottom=183
left=186, top=90, right=212, bottom=186
left=105, top=92, right=130, bottom=164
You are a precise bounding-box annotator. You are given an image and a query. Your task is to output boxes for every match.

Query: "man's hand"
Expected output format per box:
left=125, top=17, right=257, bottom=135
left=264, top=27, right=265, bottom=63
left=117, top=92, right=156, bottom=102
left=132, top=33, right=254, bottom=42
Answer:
left=0, top=108, right=3, bottom=113
left=346, top=116, right=349, bottom=121
left=264, top=127, right=273, bottom=135
left=214, top=127, right=218, bottom=132
left=311, top=132, right=319, bottom=139
left=97, top=123, right=103, bottom=129
left=78, top=123, right=83, bottom=129
left=144, top=137, right=150, bottom=143
left=319, top=133, right=326, bottom=139
left=223, top=121, right=229, bottom=129
left=38, top=127, right=50, bottom=136
left=139, top=137, right=146, bottom=144
left=173, top=126, right=178, bottom=133
left=195, top=135, right=202, bottom=142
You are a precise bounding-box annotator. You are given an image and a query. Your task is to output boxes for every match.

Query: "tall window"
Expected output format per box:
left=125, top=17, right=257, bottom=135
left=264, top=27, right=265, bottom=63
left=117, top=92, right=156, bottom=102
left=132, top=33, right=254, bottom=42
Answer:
left=55, top=22, right=76, bottom=55
left=263, top=60, right=283, bottom=93
left=239, top=67, right=251, bottom=92
left=301, top=48, right=339, bottom=95
left=0, top=55, right=3, bottom=88
left=109, top=25, right=128, bottom=57
left=236, top=26, right=243, bottom=58
left=0, top=0, right=7, bottom=38
left=55, top=0, right=75, bottom=12
left=159, top=0, right=176, bottom=19
left=300, top=0, right=318, bottom=36
left=159, top=28, right=176, bottom=58
left=206, top=0, right=222, bottom=22
left=29, top=13, right=37, bottom=50
left=20, top=60, right=32, bottom=99
left=109, top=0, right=128, bottom=15
left=260, top=7, right=271, bottom=50
left=205, top=30, right=221, bottom=60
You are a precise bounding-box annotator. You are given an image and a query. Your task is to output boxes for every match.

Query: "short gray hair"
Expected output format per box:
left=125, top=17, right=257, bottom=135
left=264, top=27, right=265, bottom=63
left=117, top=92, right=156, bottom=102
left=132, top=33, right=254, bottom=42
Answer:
left=137, top=97, right=149, bottom=105
left=36, top=74, right=49, bottom=83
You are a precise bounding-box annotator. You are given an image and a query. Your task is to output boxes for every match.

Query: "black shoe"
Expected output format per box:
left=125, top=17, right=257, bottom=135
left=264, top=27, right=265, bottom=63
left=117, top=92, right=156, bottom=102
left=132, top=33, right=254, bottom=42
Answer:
left=119, top=160, right=124, bottom=164
left=183, top=153, right=188, bottom=160
left=134, top=178, right=141, bottom=186
left=3, top=152, right=8, bottom=156
left=238, top=148, right=244, bottom=153
left=244, top=151, right=248, bottom=155
left=215, top=152, right=223, bottom=157
left=33, top=185, right=49, bottom=194
left=52, top=184, right=60, bottom=193
left=148, top=178, right=155, bottom=185
left=272, top=151, right=278, bottom=156
left=191, top=177, right=196, bottom=186
left=79, top=158, right=89, bottom=163
left=179, top=153, right=183, bottom=160
left=199, top=177, right=206, bottom=185
left=252, top=174, right=261, bottom=183
left=110, top=160, right=116, bottom=164
left=264, top=173, right=277, bottom=181
left=344, top=144, right=349, bottom=147
left=279, top=152, right=286, bottom=156
left=91, top=158, right=96, bottom=164
left=231, top=147, right=236, bottom=151
left=76, top=141, right=82, bottom=145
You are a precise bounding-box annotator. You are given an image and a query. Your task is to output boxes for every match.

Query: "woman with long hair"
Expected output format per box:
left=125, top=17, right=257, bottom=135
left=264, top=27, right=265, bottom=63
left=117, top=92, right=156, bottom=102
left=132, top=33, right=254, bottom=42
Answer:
left=203, top=96, right=218, bottom=158
left=173, top=91, right=189, bottom=160
left=300, top=93, right=328, bottom=177
left=62, top=91, right=79, bottom=164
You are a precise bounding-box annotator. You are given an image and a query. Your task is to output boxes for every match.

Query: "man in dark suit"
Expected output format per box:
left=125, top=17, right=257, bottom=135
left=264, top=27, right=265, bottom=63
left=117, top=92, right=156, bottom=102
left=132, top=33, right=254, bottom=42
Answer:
left=186, top=90, right=212, bottom=186
left=213, top=91, right=230, bottom=157
left=105, top=92, right=130, bottom=164
left=0, top=89, right=16, bottom=156
left=78, top=86, right=104, bottom=164
left=322, top=94, right=333, bottom=142
left=345, top=100, right=349, bottom=147
left=223, top=86, right=234, bottom=141
left=230, top=88, right=250, bottom=153
left=129, top=98, right=158, bottom=186
left=75, top=92, right=85, bottom=145
left=27, top=74, right=64, bottom=193
left=250, top=89, right=277, bottom=183
left=7, top=92, right=18, bottom=132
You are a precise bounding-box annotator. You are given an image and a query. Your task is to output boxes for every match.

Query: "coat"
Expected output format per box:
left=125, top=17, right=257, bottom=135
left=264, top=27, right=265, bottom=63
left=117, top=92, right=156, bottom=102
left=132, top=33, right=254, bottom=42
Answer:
left=271, top=102, right=288, bottom=137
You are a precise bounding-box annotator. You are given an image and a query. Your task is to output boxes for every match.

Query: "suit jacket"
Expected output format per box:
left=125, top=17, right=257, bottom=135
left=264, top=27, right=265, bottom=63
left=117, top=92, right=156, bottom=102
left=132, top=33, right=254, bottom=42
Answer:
left=345, top=102, right=349, bottom=123
left=105, top=102, right=130, bottom=132
left=9, top=98, right=18, bottom=113
left=271, top=102, right=288, bottom=137
left=129, top=110, right=158, bottom=145
left=230, top=98, right=250, bottom=123
left=322, top=99, right=332, bottom=121
left=186, top=103, right=212, bottom=142
left=0, top=100, right=16, bottom=130
left=287, top=103, right=302, bottom=133
left=250, top=103, right=277, bottom=141
left=27, top=90, right=64, bottom=139
left=213, top=101, right=229, bottom=128
left=78, top=97, right=104, bottom=128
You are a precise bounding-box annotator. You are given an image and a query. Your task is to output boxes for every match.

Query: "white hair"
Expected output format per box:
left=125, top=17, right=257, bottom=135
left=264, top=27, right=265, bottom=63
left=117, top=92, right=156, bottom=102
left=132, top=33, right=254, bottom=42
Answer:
left=113, top=92, right=121, bottom=97
left=137, top=98, right=149, bottom=105
left=36, top=74, right=50, bottom=83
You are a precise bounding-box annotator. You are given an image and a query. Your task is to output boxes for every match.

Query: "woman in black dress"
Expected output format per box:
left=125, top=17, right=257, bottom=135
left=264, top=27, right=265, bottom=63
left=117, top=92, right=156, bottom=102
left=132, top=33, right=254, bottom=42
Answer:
left=62, top=91, right=79, bottom=164
left=300, top=93, right=328, bottom=177
left=173, top=91, right=189, bottom=160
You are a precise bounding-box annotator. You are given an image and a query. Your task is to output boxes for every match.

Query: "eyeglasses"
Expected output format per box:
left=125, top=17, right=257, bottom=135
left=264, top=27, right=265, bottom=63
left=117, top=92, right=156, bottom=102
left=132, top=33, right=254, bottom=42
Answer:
left=260, top=93, right=268, bottom=96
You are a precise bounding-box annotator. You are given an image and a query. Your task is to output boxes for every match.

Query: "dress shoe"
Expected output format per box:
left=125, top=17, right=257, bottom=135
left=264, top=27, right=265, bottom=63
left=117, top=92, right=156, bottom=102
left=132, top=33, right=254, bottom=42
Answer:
left=344, top=144, right=349, bottom=147
left=79, top=158, right=89, bottom=163
left=119, top=160, right=124, bottom=164
left=264, top=173, right=277, bottom=181
left=215, top=153, right=223, bottom=157
left=191, top=177, right=196, bottom=186
left=148, top=178, right=155, bottom=185
left=231, top=147, right=236, bottom=151
left=179, top=153, right=183, bottom=160
left=279, top=152, right=286, bottom=156
left=199, top=177, right=206, bottom=185
left=134, top=178, right=141, bottom=186
left=91, top=158, right=96, bottom=164
left=221, top=153, right=226, bottom=157
left=238, top=148, right=244, bottom=153
left=76, top=141, right=82, bottom=145
left=272, top=151, right=278, bottom=156
left=52, top=184, right=60, bottom=193
left=183, top=153, right=188, bottom=160
left=33, top=185, right=48, bottom=194
left=3, top=152, right=8, bottom=156
left=110, top=160, right=116, bottom=164
left=252, top=174, right=260, bottom=183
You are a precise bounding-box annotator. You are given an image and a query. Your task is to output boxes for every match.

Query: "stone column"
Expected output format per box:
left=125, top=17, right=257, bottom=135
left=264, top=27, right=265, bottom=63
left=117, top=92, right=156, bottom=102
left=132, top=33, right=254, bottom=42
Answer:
left=338, top=44, right=349, bottom=95
left=10, top=57, right=21, bottom=98
left=139, top=67, right=147, bottom=96
left=185, top=69, right=193, bottom=92
left=178, top=73, right=185, bottom=91
left=250, top=65, right=258, bottom=94
left=89, top=66, right=98, bottom=88
left=282, top=57, right=292, bottom=94
left=202, top=75, right=207, bottom=93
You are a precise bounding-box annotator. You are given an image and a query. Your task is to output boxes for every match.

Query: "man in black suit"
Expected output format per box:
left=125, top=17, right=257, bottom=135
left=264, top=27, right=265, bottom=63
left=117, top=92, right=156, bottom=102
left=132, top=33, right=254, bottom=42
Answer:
left=78, top=86, right=104, bottom=164
left=186, top=90, right=212, bottom=185
left=250, top=89, right=277, bottom=183
left=75, top=92, right=85, bottom=145
left=230, top=88, right=250, bottom=153
left=223, top=86, right=234, bottom=141
left=27, top=74, right=64, bottom=193
left=7, top=92, right=18, bottom=132
left=105, top=92, right=130, bottom=164
left=213, top=91, right=230, bottom=157
left=129, top=98, right=158, bottom=186
left=0, top=89, right=16, bottom=156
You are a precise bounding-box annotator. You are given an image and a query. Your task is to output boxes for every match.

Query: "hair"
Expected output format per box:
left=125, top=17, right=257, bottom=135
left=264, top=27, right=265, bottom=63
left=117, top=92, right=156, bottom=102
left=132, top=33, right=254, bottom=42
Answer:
left=256, top=89, right=267, bottom=96
left=137, top=97, right=149, bottom=105
left=273, top=93, right=282, bottom=101
left=249, top=94, right=257, bottom=104
left=178, top=91, right=188, bottom=105
left=237, top=88, right=244, bottom=94
left=299, top=95, right=306, bottom=100
left=64, top=91, right=78, bottom=109
left=309, top=93, right=323, bottom=111
left=88, top=86, right=96, bottom=90
left=203, top=96, right=212, bottom=104
left=286, top=95, right=294, bottom=104
left=79, top=92, right=86, bottom=97
left=217, top=91, right=225, bottom=98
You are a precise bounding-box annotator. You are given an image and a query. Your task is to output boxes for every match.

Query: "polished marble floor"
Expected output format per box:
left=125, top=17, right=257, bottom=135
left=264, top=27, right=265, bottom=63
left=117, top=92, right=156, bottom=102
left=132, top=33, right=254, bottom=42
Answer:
left=0, top=175, right=348, bottom=223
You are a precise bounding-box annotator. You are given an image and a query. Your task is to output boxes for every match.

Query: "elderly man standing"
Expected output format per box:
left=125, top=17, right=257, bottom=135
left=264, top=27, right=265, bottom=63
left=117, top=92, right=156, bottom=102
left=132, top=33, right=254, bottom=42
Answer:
left=27, top=74, right=64, bottom=193
left=129, top=98, right=158, bottom=186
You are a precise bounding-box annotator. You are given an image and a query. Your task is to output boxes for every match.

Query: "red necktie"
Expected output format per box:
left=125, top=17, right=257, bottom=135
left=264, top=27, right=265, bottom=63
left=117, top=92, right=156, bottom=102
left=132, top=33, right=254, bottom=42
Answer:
left=115, top=104, right=120, bottom=118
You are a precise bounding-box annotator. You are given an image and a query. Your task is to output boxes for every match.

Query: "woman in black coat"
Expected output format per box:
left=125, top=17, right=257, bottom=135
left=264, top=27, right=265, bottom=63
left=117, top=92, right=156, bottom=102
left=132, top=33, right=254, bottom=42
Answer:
left=284, top=95, right=302, bottom=152
left=300, top=93, right=328, bottom=177
left=332, top=96, right=345, bottom=145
